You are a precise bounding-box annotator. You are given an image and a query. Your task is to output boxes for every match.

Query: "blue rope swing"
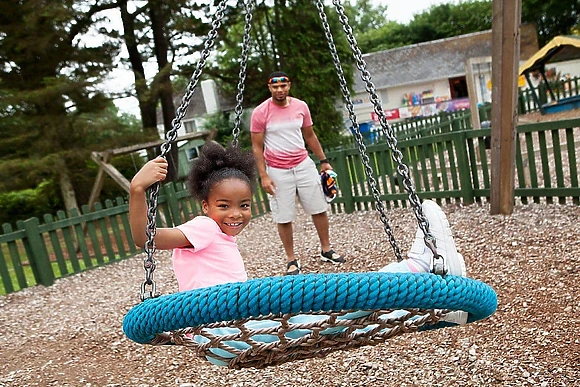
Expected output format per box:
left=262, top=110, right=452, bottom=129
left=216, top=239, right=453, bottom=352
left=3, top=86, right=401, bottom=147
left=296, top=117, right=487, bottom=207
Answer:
left=123, top=272, right=497, bottom=345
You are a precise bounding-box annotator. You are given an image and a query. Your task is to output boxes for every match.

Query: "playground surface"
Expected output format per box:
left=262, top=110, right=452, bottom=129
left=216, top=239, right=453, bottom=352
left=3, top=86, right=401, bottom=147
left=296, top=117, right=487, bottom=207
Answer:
left=1, top=200, right=579, bottom=386
left=518, top=108, right=579, bottom=123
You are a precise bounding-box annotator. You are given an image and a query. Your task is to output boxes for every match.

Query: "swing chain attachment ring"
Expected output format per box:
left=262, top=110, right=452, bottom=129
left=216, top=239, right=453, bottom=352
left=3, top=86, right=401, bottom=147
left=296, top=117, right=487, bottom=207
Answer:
left=425, top=236, right=446, bottom=275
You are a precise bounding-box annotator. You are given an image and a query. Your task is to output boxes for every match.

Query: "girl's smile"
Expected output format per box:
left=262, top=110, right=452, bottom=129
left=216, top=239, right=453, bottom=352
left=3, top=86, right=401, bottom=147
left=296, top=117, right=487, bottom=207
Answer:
left=202, top=178, right=253, bottom=237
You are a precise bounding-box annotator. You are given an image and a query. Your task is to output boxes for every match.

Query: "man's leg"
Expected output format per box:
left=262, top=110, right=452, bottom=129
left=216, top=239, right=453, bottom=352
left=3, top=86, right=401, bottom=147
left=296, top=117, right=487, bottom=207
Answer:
left=311, top=212, right=331, bottom=253
left=294, top=158, right=345, bottom=264
left=278, top=222, right=299, bottom=274
left=266, top=165, right=300, bottom=274
left=277, top=222, right=295, bottom=261
left=313, top=211, right=345, bottom=264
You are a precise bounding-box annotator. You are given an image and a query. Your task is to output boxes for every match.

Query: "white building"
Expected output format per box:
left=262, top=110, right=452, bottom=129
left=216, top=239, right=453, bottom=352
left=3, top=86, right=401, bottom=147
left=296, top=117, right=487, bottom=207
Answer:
left=155, top=79, right=232, bottom=139
left=345, top=24, right=539, bottom=132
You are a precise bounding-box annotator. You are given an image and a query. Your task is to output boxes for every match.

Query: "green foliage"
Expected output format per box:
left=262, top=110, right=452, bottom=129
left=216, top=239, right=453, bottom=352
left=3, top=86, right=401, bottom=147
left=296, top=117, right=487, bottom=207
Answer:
left=200, top=112, right=252, bottom=151
left=521, top=0, right=580, bottom=46
left=343, top=0, right=389, bottom=35
left=0, top=2, right=153, bottom=221
left=0, top=99, right=149, bottom=212
left=193, top=0, right=355, bottom=149
left=357, top=21, right=413, bottom=53
left=358, top=0, right=579, bottom=54
left=0, top=181, right=61, bottom=226
left=407, top=1, right=493, bottom=42
left=358, top=1, right=493, bottom=53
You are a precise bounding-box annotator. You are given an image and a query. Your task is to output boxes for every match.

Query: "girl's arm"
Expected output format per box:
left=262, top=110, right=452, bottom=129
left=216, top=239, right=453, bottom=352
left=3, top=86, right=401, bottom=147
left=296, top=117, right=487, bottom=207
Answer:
left=129, top=157, right=190, bottom=250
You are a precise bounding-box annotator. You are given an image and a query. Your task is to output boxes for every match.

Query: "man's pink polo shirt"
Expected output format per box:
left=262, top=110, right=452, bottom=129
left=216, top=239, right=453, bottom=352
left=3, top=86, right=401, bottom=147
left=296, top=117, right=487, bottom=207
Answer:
left=250, top=97, right=313, bottom=169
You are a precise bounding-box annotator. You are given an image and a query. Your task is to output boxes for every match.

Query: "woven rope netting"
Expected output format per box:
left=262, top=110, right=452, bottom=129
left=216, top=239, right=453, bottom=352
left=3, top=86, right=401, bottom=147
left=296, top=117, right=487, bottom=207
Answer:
left=163, top=309, right=449, bottom=368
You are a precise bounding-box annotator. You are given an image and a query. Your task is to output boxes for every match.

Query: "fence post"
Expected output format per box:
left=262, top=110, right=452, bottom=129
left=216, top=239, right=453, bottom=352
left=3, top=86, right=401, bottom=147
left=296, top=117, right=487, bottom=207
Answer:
left=20, top=217, right=55, bottom=286
left=518, top=89, right=526, bottom=114
left=162, top=182, right=182, bottom=227
left=333, top=150, right=355, bottom=214
left=453, top=133, right=475, bottom=204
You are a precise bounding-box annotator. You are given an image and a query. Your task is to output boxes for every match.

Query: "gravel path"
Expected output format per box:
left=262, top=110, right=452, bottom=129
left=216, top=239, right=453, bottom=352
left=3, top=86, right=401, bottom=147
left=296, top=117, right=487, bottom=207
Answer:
left=1, top=201, right=579, bottom=387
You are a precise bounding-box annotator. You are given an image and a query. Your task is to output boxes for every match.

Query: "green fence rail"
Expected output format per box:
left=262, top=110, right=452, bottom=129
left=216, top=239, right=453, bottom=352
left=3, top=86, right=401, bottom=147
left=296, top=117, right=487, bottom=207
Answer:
left=0, top=183, right=270, bottom=295
left=325, top=118, right=579, bottom=214
left=1, top=118, right=579, bottom=295
left=0, top=198, right=136, bottom=295
left=519, top=75, right=580, bottom=114
left=337, top=110, right=477, bottom=148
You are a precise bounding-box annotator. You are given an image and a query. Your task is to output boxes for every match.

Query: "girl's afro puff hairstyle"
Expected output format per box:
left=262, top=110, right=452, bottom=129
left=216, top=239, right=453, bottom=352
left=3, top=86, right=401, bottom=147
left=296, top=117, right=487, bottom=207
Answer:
left=188, top=141, right=257, bottom=201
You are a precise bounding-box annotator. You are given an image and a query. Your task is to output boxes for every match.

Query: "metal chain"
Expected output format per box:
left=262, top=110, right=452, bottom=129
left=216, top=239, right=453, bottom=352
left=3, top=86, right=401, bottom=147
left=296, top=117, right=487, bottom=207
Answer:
left=314, top=0, right=402, bottom=261
left=140, top=0, right=231, bottom=301
left=330, top=0, right=445, bottom=273
left=231, top=0, right=254, bottom=147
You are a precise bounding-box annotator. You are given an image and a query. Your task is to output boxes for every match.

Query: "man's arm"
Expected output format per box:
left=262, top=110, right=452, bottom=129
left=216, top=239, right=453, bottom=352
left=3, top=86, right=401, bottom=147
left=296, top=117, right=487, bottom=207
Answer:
left=251, top=131, right=276, bottom=195
left=302, top=125, right=332, bottom=171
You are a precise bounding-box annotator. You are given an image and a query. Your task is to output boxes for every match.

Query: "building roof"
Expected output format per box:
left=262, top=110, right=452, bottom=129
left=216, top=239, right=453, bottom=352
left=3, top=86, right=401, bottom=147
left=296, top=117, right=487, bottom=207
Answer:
left=519, top=35, right=580, bottom=75
left=354, top=24, right=539, bottom=92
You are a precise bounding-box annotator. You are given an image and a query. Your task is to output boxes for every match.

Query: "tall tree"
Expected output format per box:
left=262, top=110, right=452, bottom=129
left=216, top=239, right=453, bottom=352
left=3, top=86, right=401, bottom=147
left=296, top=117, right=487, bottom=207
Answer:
left=521, top=0, right=580, bottom=46
left=198, top=0, right=355, bottom=147
left=0, top=0, right=124, bottom=214
left=357, top=21, right=413, bottom=53
left=407, top=1, right=493, bottom=42
left=343, top=0, right=389, bottom=35
left=111, top=0, right=214, bottom=181
left=357, top=0, right=494, bottom=53
left=358, top=0, right=579, bottom=54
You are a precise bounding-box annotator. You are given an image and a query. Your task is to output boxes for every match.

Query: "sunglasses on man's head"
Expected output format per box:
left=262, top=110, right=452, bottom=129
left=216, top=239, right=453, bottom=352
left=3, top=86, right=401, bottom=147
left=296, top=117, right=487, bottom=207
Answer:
left=269, top=76, right=289, bottom=84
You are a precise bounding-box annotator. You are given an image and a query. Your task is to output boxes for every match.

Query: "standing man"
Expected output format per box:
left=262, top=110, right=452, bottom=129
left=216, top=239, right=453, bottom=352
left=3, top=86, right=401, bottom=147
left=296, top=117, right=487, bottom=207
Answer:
left=250, top=71, right=345, bottom=275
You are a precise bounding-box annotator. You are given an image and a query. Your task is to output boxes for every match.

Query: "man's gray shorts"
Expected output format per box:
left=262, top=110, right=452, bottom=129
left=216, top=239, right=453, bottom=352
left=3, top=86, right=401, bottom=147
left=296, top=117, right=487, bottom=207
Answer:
left=266, top=157, right=328, bottom=223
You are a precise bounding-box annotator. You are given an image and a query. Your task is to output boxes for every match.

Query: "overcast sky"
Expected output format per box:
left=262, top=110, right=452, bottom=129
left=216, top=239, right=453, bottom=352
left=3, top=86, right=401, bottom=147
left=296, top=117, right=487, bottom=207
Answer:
left=109, top=0, right=455, bottom=115
left=377, top=0, right=454, bottom=23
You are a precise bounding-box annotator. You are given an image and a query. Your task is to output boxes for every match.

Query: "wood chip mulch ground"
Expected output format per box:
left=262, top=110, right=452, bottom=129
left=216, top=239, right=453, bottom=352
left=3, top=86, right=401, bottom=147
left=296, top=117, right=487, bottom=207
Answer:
left=1, top=200, right=579, bottom=387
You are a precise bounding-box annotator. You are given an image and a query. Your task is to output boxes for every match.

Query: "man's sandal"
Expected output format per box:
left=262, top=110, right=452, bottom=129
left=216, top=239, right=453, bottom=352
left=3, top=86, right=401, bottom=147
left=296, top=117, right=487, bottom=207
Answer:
left=285, top=259, right=300, bottom=275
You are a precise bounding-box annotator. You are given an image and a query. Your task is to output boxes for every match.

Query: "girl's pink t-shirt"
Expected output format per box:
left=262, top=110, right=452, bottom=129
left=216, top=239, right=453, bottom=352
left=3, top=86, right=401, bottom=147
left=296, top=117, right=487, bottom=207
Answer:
left=250, top=97, right=313, bottom=169
left=173, top=216, right=247, bottom=291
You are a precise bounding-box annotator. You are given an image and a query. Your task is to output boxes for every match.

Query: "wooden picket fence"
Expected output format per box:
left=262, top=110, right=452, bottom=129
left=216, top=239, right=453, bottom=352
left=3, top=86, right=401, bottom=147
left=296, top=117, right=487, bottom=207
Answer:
left=519, top=75, right=580, bottom=114
left=1, top=117, right=579, bottom=295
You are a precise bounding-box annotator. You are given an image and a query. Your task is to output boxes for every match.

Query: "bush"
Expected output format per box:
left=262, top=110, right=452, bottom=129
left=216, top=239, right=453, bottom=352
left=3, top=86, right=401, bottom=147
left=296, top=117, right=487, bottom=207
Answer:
left=0, top=181, right=61, bottom=227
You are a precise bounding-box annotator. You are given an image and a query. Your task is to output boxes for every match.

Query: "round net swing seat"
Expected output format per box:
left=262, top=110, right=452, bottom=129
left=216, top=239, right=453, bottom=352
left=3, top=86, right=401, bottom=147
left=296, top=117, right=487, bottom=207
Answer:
left=123, top=271, right=497, bottom=369
left=123, top=0, right=499, bottom=370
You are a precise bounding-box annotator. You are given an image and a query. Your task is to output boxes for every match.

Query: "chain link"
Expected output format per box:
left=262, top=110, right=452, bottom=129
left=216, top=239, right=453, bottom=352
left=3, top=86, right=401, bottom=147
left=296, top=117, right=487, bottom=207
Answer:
left=231, top=0, right=254, bottom=147
left=330, top=0, right=442, bottom=271
left=140, top=0, right=231, bottom=301
left=315, top=0, right=402, bottom=261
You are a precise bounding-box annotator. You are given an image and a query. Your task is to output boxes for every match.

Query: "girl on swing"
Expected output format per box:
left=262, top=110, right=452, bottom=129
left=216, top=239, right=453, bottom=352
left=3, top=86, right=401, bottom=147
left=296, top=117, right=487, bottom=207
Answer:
left=129, top=141, right=256, bottom=291
left=129, top=141, right=467, bottom=365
